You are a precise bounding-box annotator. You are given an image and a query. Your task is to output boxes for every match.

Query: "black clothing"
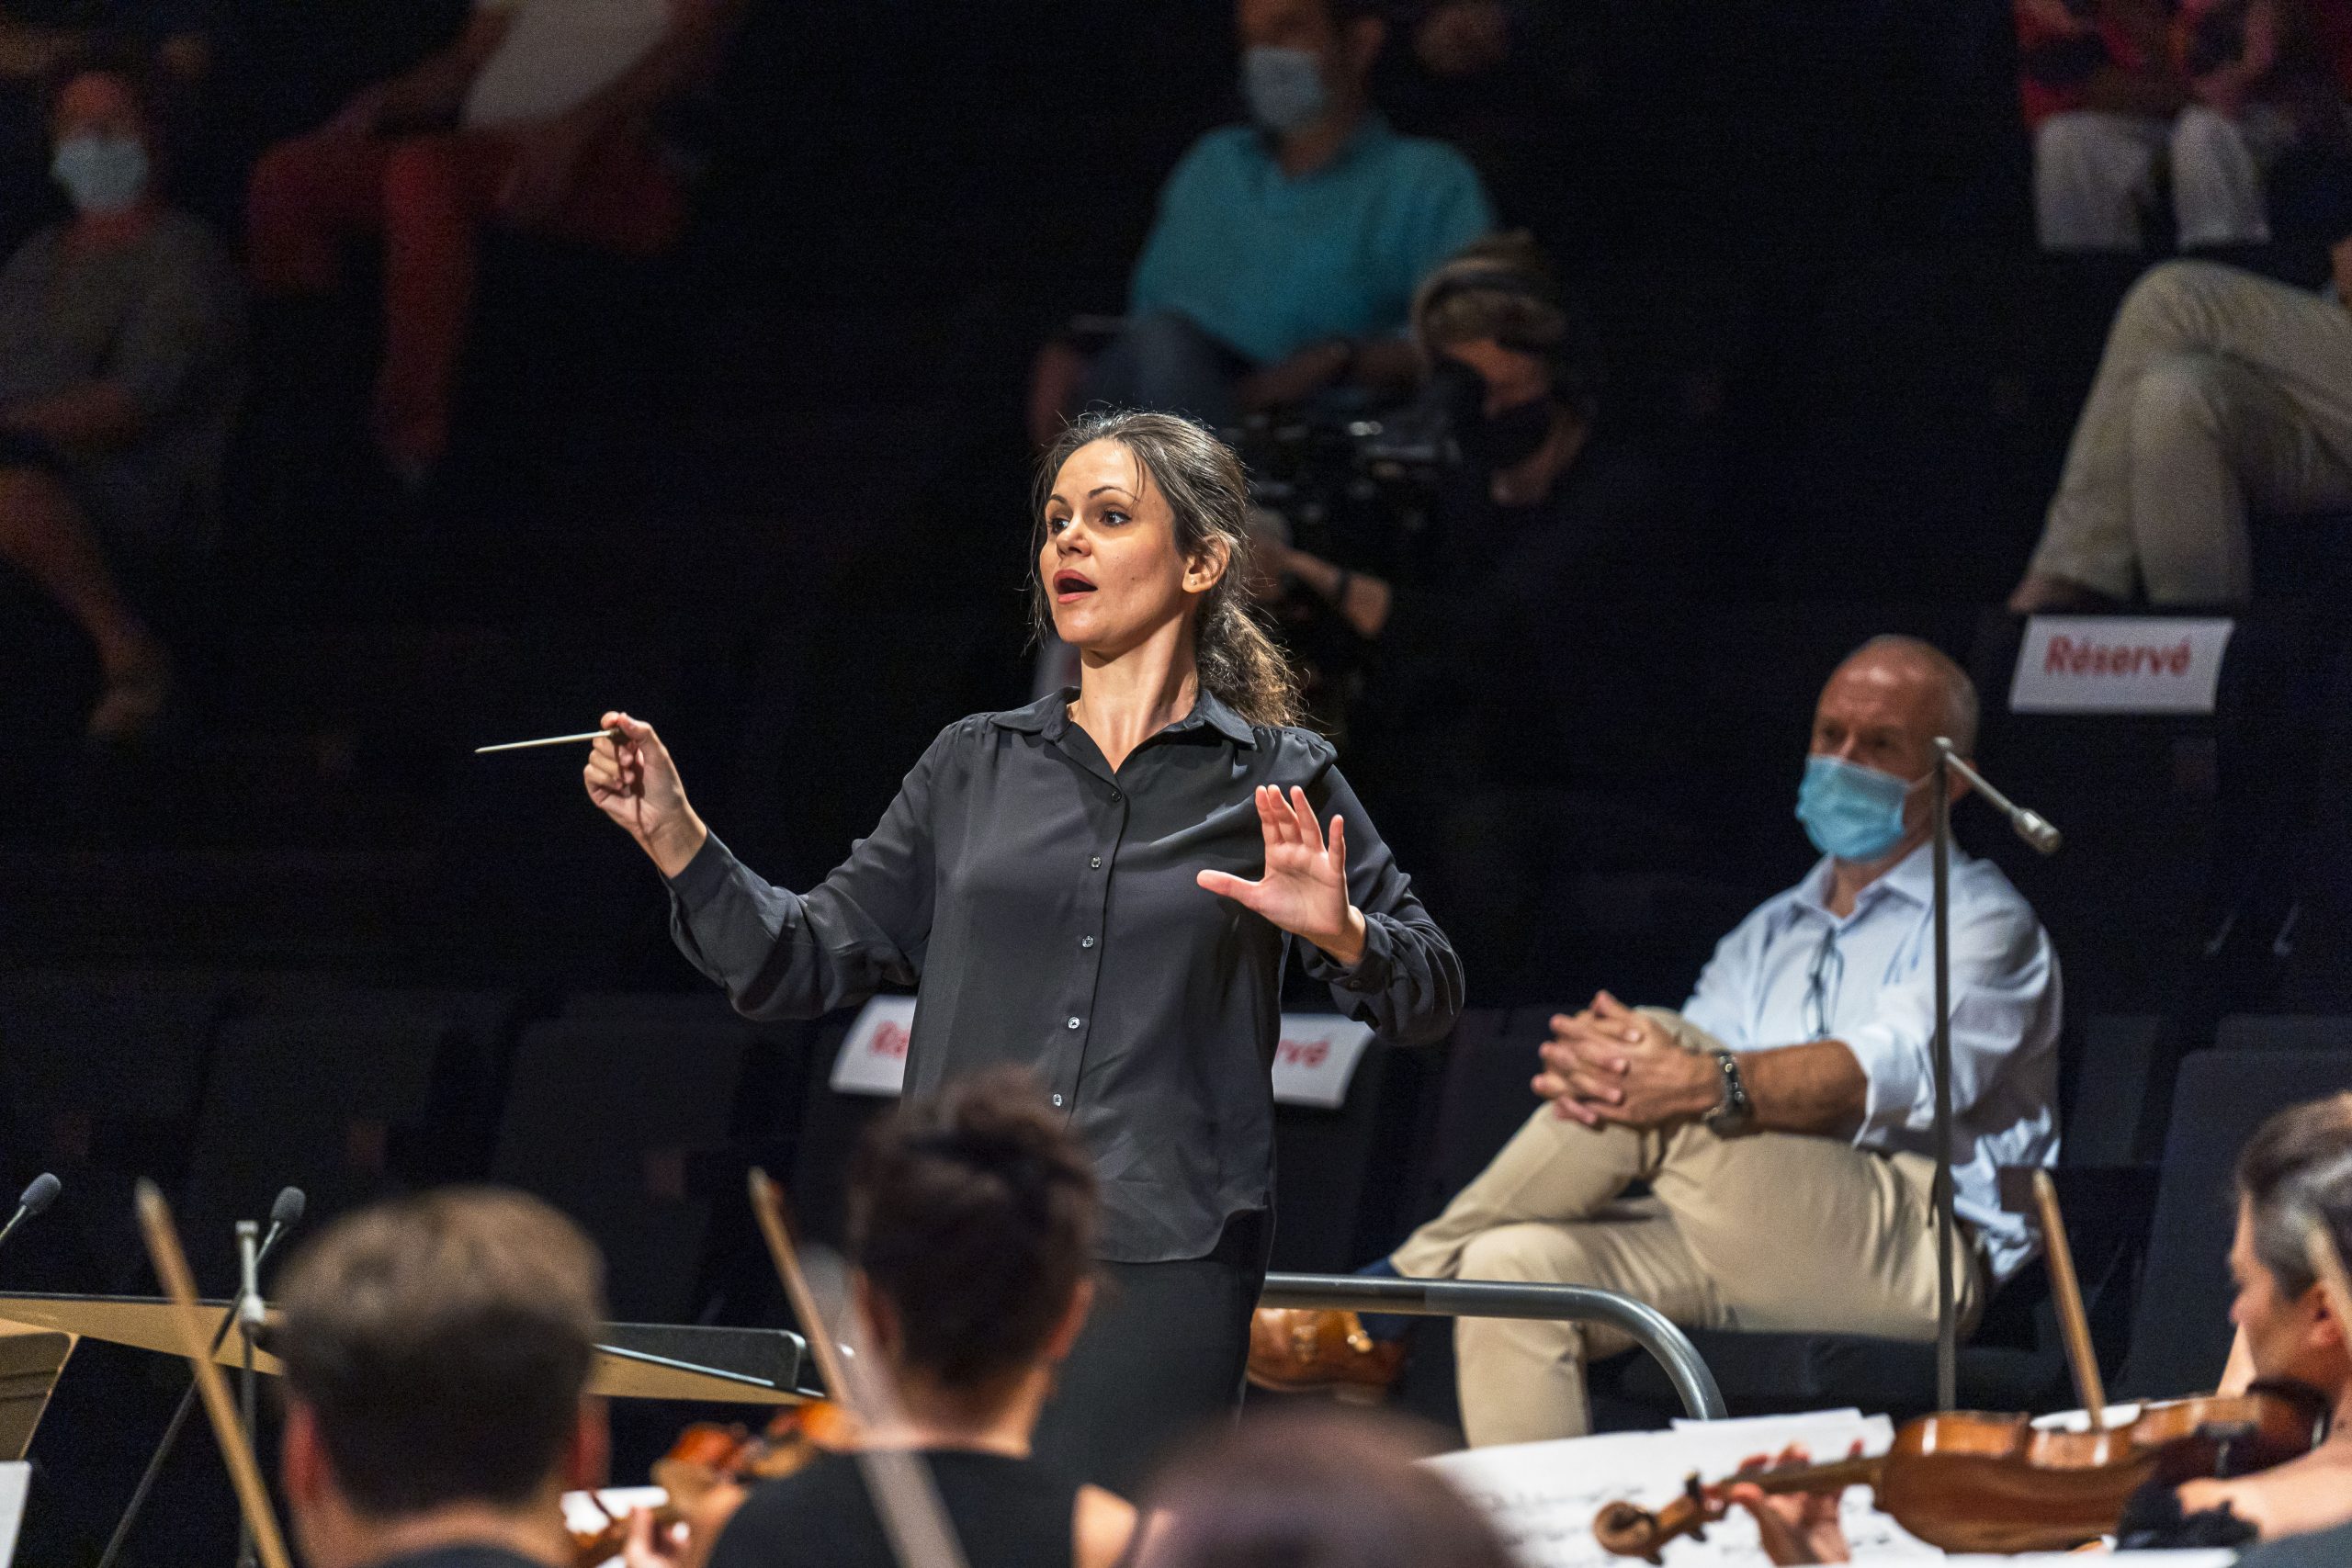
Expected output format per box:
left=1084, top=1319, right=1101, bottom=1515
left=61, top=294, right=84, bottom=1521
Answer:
left=1031, top=1208, right=1270, bottom=1495
left=2115, top=1479, right=2261, bottom=1551
left=357, top=1547, right=547, bottom=1568
left=707, top=1448, right=1080, bottom=1568
left=668, top=687, right=1462, bottom=1265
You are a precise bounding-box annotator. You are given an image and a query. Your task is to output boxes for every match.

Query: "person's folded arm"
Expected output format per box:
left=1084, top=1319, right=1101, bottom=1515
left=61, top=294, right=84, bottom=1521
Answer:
left=3, top=380, right=141, bottom=448
left=1822, top=899, right=2058, bottom=1150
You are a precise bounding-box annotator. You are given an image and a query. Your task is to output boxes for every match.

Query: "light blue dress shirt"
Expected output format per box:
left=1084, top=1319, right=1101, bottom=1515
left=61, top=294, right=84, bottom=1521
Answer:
left=1127, top=116, right=1495, bottom=367
left=1679, top=842, right=2061, bottom=1282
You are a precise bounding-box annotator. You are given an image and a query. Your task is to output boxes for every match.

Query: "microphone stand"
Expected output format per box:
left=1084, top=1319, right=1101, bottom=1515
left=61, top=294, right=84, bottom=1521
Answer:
left=234, top=1221, right=261, bottom=1568
left=1930, top=738, right=2062, bottom=1409
left=97, top=1192, right=302, bottom=1568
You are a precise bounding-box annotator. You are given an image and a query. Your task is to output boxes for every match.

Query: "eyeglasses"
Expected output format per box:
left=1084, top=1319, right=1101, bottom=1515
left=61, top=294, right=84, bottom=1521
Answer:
left=1804, top=927, right=1844, bottom=1042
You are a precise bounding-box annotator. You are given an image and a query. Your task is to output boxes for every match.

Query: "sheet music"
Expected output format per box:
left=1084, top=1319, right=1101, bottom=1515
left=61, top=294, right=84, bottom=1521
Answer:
left=1425, top=1413, right=1941, bottom=1568
left=0, top=1462, right=25, bottom=1567
left=561, top=1485, right=667, bottom=1568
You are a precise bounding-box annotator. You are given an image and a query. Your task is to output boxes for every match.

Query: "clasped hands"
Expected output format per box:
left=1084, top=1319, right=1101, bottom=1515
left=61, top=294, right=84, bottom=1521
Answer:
left=1534, top=991, right=1722, bottom=1131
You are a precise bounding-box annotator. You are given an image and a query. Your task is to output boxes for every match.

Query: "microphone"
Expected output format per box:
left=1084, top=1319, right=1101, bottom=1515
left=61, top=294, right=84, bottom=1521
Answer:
left=0, top=1173, right=62, bottom=1253
left=1935, top=739, right=2063, bottom=857
left=95, top=1186, right=306, bottom=1568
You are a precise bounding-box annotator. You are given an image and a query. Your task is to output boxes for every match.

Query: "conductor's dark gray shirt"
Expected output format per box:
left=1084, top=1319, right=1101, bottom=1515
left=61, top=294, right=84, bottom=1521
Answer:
left=666, top=688, right=1463, bottom=1263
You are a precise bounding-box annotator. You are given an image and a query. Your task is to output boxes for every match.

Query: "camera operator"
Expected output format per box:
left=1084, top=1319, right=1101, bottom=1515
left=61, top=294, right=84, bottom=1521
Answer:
left=1271, top=235, right=1664, bottom=654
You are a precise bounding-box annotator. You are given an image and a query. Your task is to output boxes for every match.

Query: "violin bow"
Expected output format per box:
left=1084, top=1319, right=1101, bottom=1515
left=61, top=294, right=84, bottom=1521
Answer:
left=132, top=1181, right=296, bottom=1568
left=746, top=1168, right=970, bottom=1568
left=2031, top=1168, right=2108, bottom=1425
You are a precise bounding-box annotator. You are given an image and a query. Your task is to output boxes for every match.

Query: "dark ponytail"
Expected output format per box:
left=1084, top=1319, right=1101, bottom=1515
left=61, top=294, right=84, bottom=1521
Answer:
left=1032, top=410, right=1304, bottom=730
left=848, top=1068, right=1098, bottom=1389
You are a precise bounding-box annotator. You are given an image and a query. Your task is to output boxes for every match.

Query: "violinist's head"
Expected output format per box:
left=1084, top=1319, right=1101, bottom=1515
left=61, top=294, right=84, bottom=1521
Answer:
left=1034, top=411, right=1301, bottom=728
left=2232, top=1093, right=2352, bottom=1394
left=274, top=1188, right=609, bottom=1568
left=848, top=1067, right=1098, bottom=1426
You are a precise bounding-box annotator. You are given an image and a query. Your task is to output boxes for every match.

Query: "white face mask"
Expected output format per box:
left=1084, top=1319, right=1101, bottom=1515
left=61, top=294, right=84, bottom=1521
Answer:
left=51, top=132, right=149, bottom=215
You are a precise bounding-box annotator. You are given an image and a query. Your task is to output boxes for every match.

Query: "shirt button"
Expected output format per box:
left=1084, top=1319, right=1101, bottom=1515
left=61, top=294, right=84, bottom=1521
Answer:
left=1051, top=1093, right=1064, bottom=1107
left=1067, top=1016, right=1081, bottom=1030
left=1089, top=855, right=1102, bottom=869
left=1081, top=935, right=1095, bottom=949
left=1110, top=788, right=1122, bottom=801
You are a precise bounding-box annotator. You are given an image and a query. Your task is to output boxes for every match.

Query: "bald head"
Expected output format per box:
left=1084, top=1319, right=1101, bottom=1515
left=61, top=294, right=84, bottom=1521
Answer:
left=1810, top=636, right=1979, bottom=786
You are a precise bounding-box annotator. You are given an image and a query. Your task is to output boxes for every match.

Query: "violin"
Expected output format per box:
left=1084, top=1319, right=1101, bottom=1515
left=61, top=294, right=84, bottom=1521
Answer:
left=1591, top=1382, right=2333, bottom=1562
left=568, top=1398, right=859, bottom=1566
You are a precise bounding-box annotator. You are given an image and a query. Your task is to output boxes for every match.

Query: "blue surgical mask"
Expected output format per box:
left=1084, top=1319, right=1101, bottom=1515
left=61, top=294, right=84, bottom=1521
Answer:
left=1795, top=754, right=1917, bottom=863
left=1241, top=46, right=1329, bottom=135
left=51, top=133, right=148, bottom=216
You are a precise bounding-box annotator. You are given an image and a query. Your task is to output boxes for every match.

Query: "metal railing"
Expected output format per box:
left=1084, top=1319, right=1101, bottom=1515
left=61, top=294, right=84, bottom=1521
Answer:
left=1259, top=1272, right=1727, bottom=1422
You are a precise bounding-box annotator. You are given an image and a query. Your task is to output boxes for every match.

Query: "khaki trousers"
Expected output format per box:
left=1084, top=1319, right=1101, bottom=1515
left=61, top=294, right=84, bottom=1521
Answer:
left=1391, top=1089, right=1984, bottom=1446
left=2028, top=260, right=2352, bottom=604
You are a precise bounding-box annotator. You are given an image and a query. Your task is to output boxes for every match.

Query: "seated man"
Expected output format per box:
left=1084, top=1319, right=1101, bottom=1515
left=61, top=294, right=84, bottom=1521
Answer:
left=2008, top=251, right=2352, bottom=611
left=1028, top=0, right=1493, bottom=439
left=1250, top=636, right=2061, bottom=1445
left=0, top=56, right=241, bottom=742
left=273, top=1187, right=611, bottom=1568
left=2021, top=0, right=2352, bottom=252
left=244, top=0, right=738, bottom=477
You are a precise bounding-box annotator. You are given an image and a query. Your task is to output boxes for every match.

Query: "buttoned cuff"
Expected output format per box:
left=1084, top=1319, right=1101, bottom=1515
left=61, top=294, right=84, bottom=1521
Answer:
left=1843, top=1021, right=1927, bottom=1145
left=663, top=831, right=740, bottom=916
left=1301, top=910, right=1396, bottom=991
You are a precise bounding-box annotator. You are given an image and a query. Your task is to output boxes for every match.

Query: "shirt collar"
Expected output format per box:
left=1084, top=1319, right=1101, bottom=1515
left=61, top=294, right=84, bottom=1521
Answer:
left=1789, top=839, right=1938, bottom=923
left=988, top=687, right=1260, bottom=749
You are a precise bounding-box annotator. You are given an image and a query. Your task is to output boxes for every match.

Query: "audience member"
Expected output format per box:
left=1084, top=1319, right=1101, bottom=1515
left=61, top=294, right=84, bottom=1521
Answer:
left=1274, top=236, right=1663, bottom=649
left=627, top=1069, right=1137, bottom=1568
left=1251, top=637, right=2061, bottom=1445
left=243, top=0, right=739, bottom=479
left=2009, top=253, right=2352, bottom=610
left=0, top=56, right=241, bottom=742
left=2021, top=0, right=2352, bottom=252
left=1028, top=0, right=1493, bottom=439
left=1130, top=1408, right=1516, bottom=1568
left=274, top=1187, right=610, bottom=1568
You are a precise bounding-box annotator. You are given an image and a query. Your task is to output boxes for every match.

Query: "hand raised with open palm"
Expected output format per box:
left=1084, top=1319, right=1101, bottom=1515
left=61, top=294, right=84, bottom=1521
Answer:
left=1197, top=785, right=1367, bottom=964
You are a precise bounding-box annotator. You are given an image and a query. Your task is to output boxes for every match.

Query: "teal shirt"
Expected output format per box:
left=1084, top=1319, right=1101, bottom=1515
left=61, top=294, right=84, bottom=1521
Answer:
left=1128, top=116, right=1495, bottom=367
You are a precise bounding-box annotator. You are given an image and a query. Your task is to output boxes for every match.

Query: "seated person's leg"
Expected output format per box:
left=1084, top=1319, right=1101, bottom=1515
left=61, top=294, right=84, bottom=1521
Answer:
left=0, top=455, right=171, bottom=739
left=373, top=132, right=515, bottom=470
left=1389, top=1091, right=1653, bottom=1280
left=2125, top=350, right=2352, bottom=604
left=2033, top=111, right=2165, bottom=252
left=1641, top=1119, right=1984, bottom=1347
left=1079, top=310, right=1247, bottom=429
left=1451, top=1206, right=1717, bottom=1446
left=2172, top=105, right=2280, bottom=249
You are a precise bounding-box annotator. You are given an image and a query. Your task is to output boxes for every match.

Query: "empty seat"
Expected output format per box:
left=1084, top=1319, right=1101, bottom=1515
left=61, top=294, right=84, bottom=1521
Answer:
left=181, top=1012, right=455, bottom=1282
left=2117, top=1049, right=2352, bottom=1397
left=491, top=1020, right=750, bottom=1323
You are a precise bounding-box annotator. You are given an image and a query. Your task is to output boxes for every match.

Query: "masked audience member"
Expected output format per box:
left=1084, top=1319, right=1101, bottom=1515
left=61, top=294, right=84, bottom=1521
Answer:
left=1029, top=0, right=1493, bottom=439
left=0, top=55, right=241, bottom=742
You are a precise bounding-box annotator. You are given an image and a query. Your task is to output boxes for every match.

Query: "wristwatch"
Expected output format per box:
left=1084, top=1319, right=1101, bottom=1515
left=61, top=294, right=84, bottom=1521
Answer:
left=1702, top=1048, right=1755, bottom=1136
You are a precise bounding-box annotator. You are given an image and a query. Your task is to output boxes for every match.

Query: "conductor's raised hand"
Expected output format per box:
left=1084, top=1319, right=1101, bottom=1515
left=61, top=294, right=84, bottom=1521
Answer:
left=584, top=711, right=708, bottom=877
left=1197, top=785, right=1367, bottom=965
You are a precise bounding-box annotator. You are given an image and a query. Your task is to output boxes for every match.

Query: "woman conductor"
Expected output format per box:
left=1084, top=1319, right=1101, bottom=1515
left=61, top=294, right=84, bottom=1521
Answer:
left=583, top=409, right=1463, bottom=1491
